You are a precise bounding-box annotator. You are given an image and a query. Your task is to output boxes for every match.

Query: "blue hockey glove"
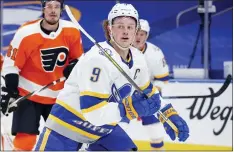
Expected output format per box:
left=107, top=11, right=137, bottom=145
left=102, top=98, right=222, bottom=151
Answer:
left=157, top=104, right=189, bottom=142
left=119, top=91, right=161, bottom=120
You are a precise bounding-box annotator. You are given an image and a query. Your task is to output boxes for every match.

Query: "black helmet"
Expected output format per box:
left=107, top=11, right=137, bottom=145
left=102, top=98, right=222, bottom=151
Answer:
left=41, top=0, right=64, bottom=9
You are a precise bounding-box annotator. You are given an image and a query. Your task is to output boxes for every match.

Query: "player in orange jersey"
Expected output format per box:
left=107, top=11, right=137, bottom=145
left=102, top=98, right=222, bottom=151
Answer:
left=0, top=54, right=3, bottom=71
left=0, top=0, right=83, bottom=150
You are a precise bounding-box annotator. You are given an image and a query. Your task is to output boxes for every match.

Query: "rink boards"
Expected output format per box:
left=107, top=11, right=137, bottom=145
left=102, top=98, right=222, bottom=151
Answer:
left=135, top=80, right=233, bottom=150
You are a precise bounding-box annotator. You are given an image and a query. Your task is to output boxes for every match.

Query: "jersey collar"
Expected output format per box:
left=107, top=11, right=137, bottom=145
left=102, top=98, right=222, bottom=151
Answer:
left=106, top=41, right=134, bottom=69
left=38, top=19, right=62, bottom=39
left=141, top=42, right=148, bottom=54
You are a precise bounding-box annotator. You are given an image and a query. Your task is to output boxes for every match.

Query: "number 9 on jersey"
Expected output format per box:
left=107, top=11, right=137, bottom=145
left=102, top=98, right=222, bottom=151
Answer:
left=90, top=67, right=101, bottom=82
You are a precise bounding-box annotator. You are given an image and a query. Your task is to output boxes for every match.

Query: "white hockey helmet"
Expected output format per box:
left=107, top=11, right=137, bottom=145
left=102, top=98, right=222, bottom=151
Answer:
left=107, top=3, right=139, bottom=50
left=108, top=3, right=139, bottom=27
left=139, top=19, right=150, bottom=33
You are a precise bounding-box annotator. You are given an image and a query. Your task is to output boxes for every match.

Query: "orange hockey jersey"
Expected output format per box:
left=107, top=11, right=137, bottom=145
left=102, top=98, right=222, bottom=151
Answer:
left=2, top=19, right=83, bottom=104
left=0, top=54, right=3, bottom=71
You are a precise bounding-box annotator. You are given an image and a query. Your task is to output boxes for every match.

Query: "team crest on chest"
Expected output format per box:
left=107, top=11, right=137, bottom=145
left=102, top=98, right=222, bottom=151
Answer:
left=108, top=83, right=132, bottom=103
left=40, top=46, right=69, bottom=72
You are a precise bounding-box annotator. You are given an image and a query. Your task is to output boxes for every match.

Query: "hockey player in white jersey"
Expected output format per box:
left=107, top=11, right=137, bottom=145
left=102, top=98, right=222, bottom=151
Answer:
left=35, top=3, right=189, bottom=151
left=134, top=19, right=169, bottom=90
left=133, top=19, right=170, bottom=150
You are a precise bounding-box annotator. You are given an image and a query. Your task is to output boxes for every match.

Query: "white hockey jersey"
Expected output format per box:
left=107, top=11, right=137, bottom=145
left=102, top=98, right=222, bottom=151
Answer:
left=45, top=41, right=158, bottom=144
left=142, top=42, right=169, bottom=89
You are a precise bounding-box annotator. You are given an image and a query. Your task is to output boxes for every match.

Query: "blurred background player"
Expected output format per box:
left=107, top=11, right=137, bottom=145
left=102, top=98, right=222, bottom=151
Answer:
left=134, top=19, right=169, bottom=91
left=35, top=3, right=189, bottom=151
left=0, top=54, right=3, bottom=71
left=133, top=19, right=169, bottom=150
left=0, top=0, right=83, bottom=150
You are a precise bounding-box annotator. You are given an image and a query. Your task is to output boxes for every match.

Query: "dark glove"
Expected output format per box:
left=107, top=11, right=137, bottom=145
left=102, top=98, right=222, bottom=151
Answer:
left=63, top=59, right=78, bottom=79
left=1, top=87, right=19, bottom=116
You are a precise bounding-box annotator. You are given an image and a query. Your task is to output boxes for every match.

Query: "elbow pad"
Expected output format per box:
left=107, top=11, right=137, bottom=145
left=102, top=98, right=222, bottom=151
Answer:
left=5, top=73, right=19, bottom=92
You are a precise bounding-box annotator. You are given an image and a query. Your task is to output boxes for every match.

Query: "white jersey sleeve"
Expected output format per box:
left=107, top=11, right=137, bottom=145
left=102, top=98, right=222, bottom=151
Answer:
left=2, top=27, right=26, bottom=75
left=77, top=45, right=122, bottom=126
left=144, top=42, right=169, bottom=89
left=55, top=56, right=82, bottom=112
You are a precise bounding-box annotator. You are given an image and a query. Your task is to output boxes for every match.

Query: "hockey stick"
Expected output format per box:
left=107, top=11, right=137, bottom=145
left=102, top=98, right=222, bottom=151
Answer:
left=2, top=77, right=66, bottom=116
left=0, top=77, right=65, bottom=150
left=163, top=74, right=232, bottom=99
left=65, top=5, right=178, bottom=134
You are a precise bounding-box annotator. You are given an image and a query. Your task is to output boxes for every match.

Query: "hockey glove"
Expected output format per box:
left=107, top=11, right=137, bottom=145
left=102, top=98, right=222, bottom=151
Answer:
left=119, top=92, right=161, bottom=120
left=1, top=86, right=19, bottom=116
left=63, top=59, right=78, bottom=79
left=157, top=104, right=189, bottom=142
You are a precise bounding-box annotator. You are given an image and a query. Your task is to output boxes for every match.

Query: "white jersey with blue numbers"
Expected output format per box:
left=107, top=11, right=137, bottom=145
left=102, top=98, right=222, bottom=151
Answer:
left=142, top=42, right=169, bottom=89
left=45, top=41, right=158, bottom=144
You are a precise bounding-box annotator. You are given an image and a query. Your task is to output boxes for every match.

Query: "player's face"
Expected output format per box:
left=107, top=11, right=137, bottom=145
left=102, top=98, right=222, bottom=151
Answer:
left=111, top=17, right=137, bottom=48
left=133, top=30, right=148, bottom=50
left=43, top=1, right=61, bottom=25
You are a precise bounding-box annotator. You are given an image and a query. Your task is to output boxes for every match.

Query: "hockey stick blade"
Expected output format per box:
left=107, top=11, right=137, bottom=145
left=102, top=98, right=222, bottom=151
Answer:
left=163, top=74, right=232, bottom=99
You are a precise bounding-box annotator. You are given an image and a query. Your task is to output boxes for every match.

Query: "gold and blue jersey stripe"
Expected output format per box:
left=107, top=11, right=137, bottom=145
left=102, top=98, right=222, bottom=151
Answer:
left=154, top=72, right=169, bottom=81
left=140, top=81, right=158, bottom=97
left=80, top=91, right=109, bottom=113
left=46, top=100, right=116, bottom=143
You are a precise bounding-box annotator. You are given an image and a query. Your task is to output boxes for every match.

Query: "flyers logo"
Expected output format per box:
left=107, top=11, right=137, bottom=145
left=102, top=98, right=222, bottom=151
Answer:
left=40, top=47, right=69, bottom=72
